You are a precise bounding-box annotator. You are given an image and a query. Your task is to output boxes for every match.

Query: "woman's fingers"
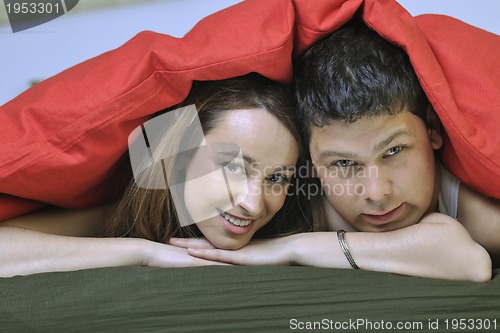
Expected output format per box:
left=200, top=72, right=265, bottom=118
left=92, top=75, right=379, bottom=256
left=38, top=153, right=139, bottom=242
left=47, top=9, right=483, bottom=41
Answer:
left=146, top=242, right=232, bottom=267
left=187, top=238, right=291, bottom=266
left=169, top=237, right=216, bottom=249
left=188, top=248, right=240, bottom=264
left=190, top=256, right=232, bottom=266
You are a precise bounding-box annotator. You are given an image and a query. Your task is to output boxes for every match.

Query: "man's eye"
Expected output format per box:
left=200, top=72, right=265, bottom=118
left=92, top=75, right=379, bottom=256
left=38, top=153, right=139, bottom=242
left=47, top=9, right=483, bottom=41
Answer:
left=334, top=160, right=354, bottom=168
left=386, top=146, right=403, bottom=157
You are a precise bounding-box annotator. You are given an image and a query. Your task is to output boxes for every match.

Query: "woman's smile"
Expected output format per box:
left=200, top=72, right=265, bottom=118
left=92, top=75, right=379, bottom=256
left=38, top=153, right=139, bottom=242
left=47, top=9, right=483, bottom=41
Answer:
left=219, top=211, right=256, bottom=235
left=220, top=211, right=254, bottom=227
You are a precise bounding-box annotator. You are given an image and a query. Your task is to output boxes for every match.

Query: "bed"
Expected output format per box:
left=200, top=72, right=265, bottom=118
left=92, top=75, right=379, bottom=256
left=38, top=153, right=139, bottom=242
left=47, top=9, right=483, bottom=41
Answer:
left=1, top=266, right=499, bottom=332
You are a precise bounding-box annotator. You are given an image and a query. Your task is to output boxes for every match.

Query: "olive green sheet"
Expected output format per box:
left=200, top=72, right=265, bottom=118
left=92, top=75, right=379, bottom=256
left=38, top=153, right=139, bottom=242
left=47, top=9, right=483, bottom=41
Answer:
left=0, top=266, right=498, bottom=332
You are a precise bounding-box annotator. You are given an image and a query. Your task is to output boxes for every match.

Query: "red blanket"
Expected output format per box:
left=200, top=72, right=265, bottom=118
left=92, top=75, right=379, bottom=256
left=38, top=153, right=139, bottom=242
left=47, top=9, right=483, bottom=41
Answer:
left=1, top=0, right=499, bottom=220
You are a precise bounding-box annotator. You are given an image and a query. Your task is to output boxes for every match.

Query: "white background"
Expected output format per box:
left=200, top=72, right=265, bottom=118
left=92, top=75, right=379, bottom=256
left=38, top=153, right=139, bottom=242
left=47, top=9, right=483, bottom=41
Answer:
left=0, top=0, right=498, bottom=106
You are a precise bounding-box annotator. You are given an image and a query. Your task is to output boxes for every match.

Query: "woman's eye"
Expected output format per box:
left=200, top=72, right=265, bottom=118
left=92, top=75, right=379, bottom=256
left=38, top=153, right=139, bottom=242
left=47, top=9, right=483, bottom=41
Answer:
left=267, top=173, right=289, bottom=184
left=334, top=160, right=354, bottom=168
left=223, top=162, right=245, bottom=174
left=386, top=146, right=403, bottom=157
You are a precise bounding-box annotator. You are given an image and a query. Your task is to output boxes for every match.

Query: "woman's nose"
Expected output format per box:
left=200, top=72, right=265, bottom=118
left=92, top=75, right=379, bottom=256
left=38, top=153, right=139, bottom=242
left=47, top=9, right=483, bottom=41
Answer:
left=235, top=178, right=265, bottom=216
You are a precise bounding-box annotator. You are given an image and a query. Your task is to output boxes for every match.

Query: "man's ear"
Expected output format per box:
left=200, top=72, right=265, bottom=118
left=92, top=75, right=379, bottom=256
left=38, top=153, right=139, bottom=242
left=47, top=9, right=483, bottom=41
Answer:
left=425, top=104, right=443, bottom=150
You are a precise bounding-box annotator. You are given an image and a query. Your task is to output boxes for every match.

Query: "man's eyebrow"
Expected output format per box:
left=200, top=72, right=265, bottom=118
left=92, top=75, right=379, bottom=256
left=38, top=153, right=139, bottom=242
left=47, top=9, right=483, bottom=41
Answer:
left=372, top=129, right=413, bottom=153
left=316, top=129, right=413, bottom=163
left=318, top=150, right=357, bottom=162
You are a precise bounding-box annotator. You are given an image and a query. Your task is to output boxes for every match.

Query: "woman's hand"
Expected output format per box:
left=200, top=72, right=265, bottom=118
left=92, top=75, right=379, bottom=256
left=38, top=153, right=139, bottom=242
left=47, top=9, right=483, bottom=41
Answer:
left=144, top=238, right=228, bottom=267
left=169, top=237, right=294, bottom=266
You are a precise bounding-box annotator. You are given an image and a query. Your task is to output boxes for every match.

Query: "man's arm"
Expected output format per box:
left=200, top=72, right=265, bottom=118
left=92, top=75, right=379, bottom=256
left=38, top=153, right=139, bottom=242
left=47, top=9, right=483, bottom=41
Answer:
left=178, top=213, right=491, bottom=282
left=457, top=183, right=500, bottom=266
left=291, top=213, right=491, bottom=281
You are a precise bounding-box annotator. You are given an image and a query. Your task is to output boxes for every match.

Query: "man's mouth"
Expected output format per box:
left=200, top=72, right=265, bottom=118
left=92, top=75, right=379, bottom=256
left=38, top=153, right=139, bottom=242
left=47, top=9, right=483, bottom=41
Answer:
left=362, top=203, right=404, bottom=225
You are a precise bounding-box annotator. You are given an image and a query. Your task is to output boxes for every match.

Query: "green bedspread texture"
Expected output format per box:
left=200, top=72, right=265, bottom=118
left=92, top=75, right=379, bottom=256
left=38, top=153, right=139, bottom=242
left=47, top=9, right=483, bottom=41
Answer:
left=1, top=266, right=499, bottom=332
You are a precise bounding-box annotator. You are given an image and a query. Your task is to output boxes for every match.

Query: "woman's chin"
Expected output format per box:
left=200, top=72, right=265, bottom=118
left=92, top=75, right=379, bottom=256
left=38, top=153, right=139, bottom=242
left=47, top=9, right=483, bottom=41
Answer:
left=209, top=237, right=248, bottom=250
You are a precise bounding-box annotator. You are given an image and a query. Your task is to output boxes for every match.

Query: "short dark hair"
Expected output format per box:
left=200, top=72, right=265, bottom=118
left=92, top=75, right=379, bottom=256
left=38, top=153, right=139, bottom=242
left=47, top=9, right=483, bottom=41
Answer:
left=294, top=19, right=429, bottom=138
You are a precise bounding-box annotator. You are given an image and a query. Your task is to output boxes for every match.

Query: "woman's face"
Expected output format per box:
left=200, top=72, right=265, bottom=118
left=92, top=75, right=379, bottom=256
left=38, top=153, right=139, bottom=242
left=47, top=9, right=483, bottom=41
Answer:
left=183, top=108, right=299, bottom=249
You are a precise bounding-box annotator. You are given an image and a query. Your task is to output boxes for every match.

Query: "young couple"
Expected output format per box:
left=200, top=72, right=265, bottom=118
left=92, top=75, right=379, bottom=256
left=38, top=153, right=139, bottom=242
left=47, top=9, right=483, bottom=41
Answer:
left=1, top=21, right=498, bottom=281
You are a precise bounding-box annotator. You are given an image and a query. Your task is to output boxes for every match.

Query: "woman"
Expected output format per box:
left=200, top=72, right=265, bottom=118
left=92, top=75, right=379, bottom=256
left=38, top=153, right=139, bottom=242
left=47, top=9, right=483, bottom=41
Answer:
left=0, top=73, right=310, bottom=277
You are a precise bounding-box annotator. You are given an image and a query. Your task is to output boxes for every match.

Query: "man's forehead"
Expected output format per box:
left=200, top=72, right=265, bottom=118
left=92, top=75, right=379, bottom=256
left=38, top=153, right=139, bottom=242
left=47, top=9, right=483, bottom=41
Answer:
left=309, top=120, right=356, bottom=145
left=308, top=113, right=419, bottom=155
left=309, top=112, right=417, bottom=139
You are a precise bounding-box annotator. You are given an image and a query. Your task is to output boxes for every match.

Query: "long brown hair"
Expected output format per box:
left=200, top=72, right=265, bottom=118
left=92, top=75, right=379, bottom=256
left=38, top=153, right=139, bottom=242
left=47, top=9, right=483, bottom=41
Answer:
left=103, top=73, right=313, bottom=243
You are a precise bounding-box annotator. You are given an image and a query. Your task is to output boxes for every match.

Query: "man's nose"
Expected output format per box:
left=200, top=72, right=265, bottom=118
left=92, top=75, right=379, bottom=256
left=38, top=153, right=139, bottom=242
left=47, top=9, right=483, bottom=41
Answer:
left=362, top=166, right=392, bottom=202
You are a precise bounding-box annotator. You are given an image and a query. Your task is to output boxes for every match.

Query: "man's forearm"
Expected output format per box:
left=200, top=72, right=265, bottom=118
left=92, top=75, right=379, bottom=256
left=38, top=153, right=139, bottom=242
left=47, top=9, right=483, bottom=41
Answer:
left=290, top=214, right=491, bottom=282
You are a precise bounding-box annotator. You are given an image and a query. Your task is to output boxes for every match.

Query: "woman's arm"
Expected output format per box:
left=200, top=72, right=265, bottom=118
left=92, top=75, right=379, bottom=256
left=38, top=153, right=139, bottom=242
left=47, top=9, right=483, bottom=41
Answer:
left=1, top=204, right=112, bottom=237
left=177, top=213, right=491, bottom=282
left=0, top=225, right=148, bottom=277
left=0, top=206, right=223, bottom=277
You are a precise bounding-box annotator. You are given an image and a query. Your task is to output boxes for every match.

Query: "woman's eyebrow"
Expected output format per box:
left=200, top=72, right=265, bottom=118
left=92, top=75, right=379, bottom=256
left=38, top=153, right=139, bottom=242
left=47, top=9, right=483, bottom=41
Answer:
left=217, top=151, right=255, bottom=165
left=217, top=151, right=295, bottom=172
left=273, top=166, right=296, bottom=172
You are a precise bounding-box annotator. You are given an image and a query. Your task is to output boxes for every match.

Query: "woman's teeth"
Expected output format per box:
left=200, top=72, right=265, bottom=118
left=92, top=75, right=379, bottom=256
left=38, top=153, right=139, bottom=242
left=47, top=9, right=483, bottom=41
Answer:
left=222, top=213, right=252, bottom=227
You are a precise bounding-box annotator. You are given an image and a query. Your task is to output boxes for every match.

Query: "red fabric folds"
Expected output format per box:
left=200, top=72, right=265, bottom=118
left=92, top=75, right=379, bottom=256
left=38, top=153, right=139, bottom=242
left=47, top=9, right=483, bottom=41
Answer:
left=1, top=0, right=498, bottom=221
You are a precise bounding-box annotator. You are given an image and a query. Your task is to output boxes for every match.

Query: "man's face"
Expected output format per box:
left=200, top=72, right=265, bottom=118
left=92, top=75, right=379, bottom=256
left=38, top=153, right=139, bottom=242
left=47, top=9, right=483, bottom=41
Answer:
left=309, top=109, right=443, bottom=232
